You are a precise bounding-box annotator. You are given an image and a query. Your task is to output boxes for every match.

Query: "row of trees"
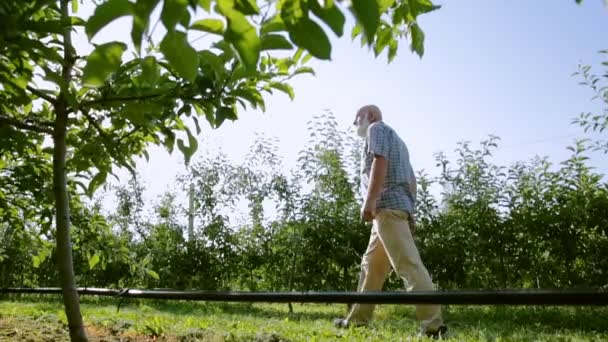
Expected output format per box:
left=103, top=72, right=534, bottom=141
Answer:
left=3, top=111, right=608, bottom=296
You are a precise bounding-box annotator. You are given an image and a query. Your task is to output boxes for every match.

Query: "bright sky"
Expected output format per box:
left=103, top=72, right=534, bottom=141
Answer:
left=75, top=1, right=608, bottom=210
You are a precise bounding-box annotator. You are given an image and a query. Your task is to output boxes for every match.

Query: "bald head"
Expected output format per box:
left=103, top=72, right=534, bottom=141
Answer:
left=354, top=105, right=383, bottom=138
left=355, top=105, right=383, bottom=125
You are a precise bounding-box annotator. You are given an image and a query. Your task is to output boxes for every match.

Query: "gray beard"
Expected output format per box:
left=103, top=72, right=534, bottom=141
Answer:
left=357, top=123, right=369, bottom=138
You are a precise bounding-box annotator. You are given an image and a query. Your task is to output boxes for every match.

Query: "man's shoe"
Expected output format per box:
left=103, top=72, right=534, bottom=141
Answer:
left=333, top=318, right=367, bottom=329
left=333, top=318, right=348, bottom=329
left=419, top=325, right=449, bottom=340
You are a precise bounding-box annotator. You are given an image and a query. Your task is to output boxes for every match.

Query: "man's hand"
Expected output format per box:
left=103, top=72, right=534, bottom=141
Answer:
left=361, top=200, right=376, bottom=222
left=362, top=155, right=386, bottom=223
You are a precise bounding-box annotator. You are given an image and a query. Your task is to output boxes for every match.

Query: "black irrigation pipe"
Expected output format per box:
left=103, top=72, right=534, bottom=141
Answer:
left=2, top=288, right=608, bottom=306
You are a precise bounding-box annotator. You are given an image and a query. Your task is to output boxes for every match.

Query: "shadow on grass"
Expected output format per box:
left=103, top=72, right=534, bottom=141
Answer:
left=386, top=304, right=608, bottom=335
left=115, top=298, right=608, bottom=334
left=2, top=294, right=345, bottom=322
left=124, top=299, right=343, bottom=322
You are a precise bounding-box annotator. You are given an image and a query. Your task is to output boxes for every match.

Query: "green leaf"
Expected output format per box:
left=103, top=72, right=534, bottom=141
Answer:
left=215, top=106, right=237, bottom=127
left=281, top=0, right=308, bottom=26
left=25, top=19, right=64, bottom=34
left=88, top=170, right=108, bottom=195
left=409, top=0, right=441, bottom=17
left=198, top=0, right=212, bottom=11
left=270, top=82, right=295, bottom=100
left=351, top=24, right=362, bottom=40
left=232, top=65, right=257, bottom=80
left=193, top=116, right=202, bottom=134
left=180, top=9, right=192, bottom=27
left=288, top=18, right=331, bottom=60
left=199, top=50, right=225, bottom=74
left=160, top=30, right=199, bottom=82
left=86, top=0, right=133, bottom=40
left=261, top=34, right=294, bottom=50
left=191, top=19, right=225, bottom=35
left=378, top=0, right=395, bottom=12
left=388, top=39, right=398, bottom=62
left=161, top=0, right=189, bottom=31
left=71, top=16, right=86, bottom=26
left=235, top=0, right=260, bottom=15
left=301, top=53, right=312, bottom=64
left=373, top=26, right=392, bottom=57
left=88, top=254, right=101, bottom=270
left=351, top=0, right=379, bottom=43
left=141, top=56, right=159, bottom=85
left=132, top=0, right=161, bottom=53
left=32, top=251, right=48, bottom=268
left=32, top=256, right=41, bottom=268
left=293, top=48, right=304, bottom=62
left=410, top=22, right=424, bottom=57
left=82, top=42, right=127, bottom=88
left=233, top=88, right=264, bottom=110
left=19, top=38, right=63, bottom=63
left=261, top=15, right=286, bottom=34
left=164, top=130, right=176, bottom=154
left=122, top=104, right=147, bottom=125
left=310, top=0, right=345, bottom=37
left=146, top=269, right=160, bottom=280
left=23, top=102, right=33, bottom=115
left=72, top=0, right=78, bottom=13
left=293, top=66, right=315, bottom=76
left=177, top=128, right=198, bottom=164
left=221, top=9, right=261, bottom=69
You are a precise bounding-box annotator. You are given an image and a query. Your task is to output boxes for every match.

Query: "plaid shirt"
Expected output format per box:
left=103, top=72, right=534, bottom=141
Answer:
left=361, top=121, right=416, bottom=216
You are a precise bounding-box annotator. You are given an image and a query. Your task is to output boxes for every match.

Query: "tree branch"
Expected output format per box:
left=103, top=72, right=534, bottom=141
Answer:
left=80, top=109, right=110, bottom=139
left=4, top=77, right=58, bottom=104
left=190, top=33, right=210, bottom=45
left=80, top=92, right=167, bottom=108
left=119, top=127, right=143, bottom=143
left=0, top=114, right=53, bottom=134
left=27, top=85, right=57, bottom=104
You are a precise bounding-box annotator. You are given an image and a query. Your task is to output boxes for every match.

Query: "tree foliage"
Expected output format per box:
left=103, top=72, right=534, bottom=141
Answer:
left=573, top=50, right=608, bottom=153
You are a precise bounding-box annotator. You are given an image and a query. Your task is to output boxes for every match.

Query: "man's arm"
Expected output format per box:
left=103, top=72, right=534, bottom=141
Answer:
left=361, top=155, right=387, bottom=222
left=408, top=170, right=417, bottom=233
left=408, top=172, right=417, bottom=204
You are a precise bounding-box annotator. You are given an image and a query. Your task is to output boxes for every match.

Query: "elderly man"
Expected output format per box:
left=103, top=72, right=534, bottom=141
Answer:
left=333, top=105, right=449, bottom=339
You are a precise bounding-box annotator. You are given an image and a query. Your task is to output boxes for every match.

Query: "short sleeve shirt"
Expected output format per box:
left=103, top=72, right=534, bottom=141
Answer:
left=360, top=121, right=416, bottom=215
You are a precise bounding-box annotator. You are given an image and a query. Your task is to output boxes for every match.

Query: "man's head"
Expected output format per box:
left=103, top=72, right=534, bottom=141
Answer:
left=354, top=105, right=383, bottom=138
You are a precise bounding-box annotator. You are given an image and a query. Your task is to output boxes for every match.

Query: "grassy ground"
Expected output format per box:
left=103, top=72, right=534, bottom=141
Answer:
left=1, top=295, right=607, bottom=341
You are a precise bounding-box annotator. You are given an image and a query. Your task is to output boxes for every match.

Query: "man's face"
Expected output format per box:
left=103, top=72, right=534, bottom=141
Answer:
left=354, top=111, right=370, bottom=138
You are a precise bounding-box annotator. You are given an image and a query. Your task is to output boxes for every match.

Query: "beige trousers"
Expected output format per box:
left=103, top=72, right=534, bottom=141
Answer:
left=346, top=209, right=443, bottom=332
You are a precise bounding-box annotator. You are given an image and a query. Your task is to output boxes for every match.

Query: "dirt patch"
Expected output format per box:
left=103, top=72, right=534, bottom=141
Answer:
left=0, top=317, right=291, bottom=342
left=0, top=317, right=180, bottom=342
left=1, top=316, right=69, bottom=342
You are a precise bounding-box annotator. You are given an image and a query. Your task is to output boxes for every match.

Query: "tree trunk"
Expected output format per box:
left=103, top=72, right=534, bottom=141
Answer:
left=188, top=182, right=195, bottom=242
left=52, top=0, right=87, bottom=340
left=53, top=106, right=86, bottom=340
left=53, top=106, right=87, bottom=341
left=287, top=251, right=297, bottom=314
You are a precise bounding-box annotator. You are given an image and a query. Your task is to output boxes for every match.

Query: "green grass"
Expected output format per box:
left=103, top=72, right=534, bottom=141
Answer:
left=1, top=295, right=607, bottom=341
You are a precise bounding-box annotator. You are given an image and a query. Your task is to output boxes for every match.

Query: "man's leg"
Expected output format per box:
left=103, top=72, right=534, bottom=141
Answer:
left=343, top=224, right=392, bottom=325
left=375, top=209, right=444, bottom=333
